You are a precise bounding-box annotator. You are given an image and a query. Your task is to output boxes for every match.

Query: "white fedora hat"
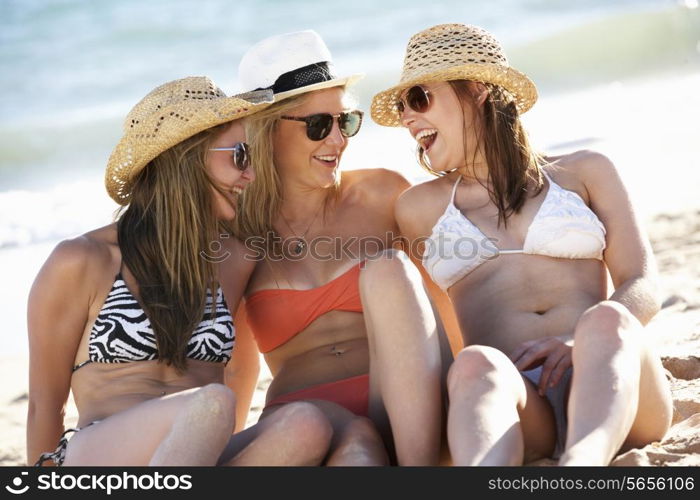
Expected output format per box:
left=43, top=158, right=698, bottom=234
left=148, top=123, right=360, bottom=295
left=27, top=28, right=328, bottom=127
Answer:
left=238, top=30, right=364, bottom=102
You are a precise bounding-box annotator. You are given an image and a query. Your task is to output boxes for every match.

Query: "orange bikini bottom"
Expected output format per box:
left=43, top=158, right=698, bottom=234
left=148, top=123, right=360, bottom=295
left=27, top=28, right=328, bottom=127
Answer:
left=265, top=374, right=370, bottom=417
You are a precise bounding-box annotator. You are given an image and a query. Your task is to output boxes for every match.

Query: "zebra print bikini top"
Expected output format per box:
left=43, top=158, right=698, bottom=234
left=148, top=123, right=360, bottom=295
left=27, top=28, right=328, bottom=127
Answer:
left=72, top=272, right=235, bottom=371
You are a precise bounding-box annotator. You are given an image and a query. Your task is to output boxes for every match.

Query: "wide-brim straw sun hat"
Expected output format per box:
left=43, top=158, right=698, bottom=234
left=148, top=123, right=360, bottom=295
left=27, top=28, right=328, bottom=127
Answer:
left=371, top=24, right=538, bottom=127
left=105, top=76, right=273, bottom=205
left=238, top=29, right=364, bottom=102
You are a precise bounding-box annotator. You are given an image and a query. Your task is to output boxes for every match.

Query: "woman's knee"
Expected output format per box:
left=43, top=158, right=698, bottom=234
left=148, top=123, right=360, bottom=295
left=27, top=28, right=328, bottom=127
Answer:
left=340, top=417, right=383, bottom=446
left=333, top=417, right=389, bottom=464
left=574, top=301, right=640, bottom=347
left=271, top=402, right=333, bottom=453
left=187, top=383, right=236, bottom=426
left=359, top=249, right=417, bottom=292
left=447, top=346, right=519, bottom=397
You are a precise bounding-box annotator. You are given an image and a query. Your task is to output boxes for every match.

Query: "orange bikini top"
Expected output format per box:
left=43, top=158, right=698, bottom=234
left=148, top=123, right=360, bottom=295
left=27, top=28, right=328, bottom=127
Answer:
left=245, top=262, right=364, bottom=353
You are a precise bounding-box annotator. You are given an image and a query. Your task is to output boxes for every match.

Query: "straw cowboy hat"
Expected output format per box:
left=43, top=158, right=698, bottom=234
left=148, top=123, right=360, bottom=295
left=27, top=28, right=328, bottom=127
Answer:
left=238, top=29, right=363, bottom=102
left=371, top=24, right=538, bottom=127
left=105, top=76, right=273, bottom=205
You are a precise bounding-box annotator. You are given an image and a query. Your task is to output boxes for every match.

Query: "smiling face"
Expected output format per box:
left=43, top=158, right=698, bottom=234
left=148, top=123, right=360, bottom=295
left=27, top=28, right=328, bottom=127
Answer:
left=272, top=87, right=348, bottom=189
left=205, top=120, right=255, bottom=221
left=399, top=82, right=483, bottom=174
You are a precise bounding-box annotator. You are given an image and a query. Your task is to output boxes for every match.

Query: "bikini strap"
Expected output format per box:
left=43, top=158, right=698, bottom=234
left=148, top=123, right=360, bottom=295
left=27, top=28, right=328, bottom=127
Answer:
left=449, top=175, right=462, bottom=205
left=72, top=360, right=92, bottom=372
left=540, top=169, right=561, bottom=195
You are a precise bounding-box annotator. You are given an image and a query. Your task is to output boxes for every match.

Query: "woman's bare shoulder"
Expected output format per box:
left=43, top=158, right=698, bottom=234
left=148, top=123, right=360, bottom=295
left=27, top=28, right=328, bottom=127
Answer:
left=342, top=168, right=411, bottom=199
left=544, top=150, right=618, bottom=200
left=401, top=175, right=449, bottom=199
left=397, top=175, right=452, bottom=212
left=42, top=223, right=117, bottom=282
left=396, top=176, right=453, bottom=235
left=342, top=167, right=408, bottom=182
left=545, top=150, right=616, bottom=180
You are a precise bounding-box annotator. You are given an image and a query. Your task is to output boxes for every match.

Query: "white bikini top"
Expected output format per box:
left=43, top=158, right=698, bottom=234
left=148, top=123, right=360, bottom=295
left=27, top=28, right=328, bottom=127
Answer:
left=422, top=172, right=606, bottom=291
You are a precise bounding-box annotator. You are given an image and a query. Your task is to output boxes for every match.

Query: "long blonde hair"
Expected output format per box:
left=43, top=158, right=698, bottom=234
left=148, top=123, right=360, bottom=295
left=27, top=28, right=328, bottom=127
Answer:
left=234, top=92, right=344, bottom=245
left=116, top=123, right=230, bottom=372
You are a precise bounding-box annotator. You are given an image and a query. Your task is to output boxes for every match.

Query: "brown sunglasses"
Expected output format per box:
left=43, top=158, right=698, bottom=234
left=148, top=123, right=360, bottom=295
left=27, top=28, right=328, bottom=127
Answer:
left=396, top=85, right=433, bottom=115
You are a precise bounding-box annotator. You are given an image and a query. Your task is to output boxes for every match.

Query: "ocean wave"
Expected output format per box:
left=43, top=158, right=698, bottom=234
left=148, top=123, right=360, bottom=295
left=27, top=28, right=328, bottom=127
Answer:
left=0, top=180, right=118, bottom=248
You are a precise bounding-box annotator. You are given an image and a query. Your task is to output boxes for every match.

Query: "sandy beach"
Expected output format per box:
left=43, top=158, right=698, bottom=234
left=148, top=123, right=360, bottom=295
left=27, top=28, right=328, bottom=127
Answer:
left=610, top=209, right=700, bottom=466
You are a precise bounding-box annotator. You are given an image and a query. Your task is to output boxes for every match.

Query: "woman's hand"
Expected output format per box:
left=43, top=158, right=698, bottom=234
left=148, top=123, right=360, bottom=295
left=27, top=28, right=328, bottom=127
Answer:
left=509, top=334, right=573, bottom=396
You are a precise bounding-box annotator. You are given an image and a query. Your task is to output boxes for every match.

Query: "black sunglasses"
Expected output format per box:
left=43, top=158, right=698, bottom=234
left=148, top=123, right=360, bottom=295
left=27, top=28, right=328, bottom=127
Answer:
left=208, top=142, right=250, bottom=172
left=280, top=110, right=364, bottom=141
left=396, top=85, right=432, bottom=115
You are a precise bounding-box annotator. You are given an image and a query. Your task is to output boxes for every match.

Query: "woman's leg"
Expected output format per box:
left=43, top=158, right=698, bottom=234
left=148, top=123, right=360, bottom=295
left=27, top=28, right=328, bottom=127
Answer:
left=446, top=346, right=557, bottom=465
left=217, top=401, right=333, bottom=466
left=360, top=250, right=443, bottom=465
left=234, top=400, right=387, bottom=466
left=64, top=383, right=236, bottom=466
left=65, top=385, right=333, bottom=466
left=325, top=417, right=389, bottom=466
left=312, top=401, right=389, bottom=466
left=559, top=301, right=672, bottom=465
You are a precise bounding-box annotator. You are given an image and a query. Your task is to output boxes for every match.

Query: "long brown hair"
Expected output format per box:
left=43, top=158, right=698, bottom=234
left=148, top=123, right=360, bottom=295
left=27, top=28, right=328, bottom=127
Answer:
left=418, top=80, right=544, bottom=226
left=116, top=123, right=230, bottom=372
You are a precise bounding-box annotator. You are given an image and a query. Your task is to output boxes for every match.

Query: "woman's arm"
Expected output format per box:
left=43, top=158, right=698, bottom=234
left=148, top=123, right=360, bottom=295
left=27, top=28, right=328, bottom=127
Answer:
left=225, top=302, right=260, bottom=433
left=580, top=151, right=660, bottom=325
left=219, top=238, right=260, bottom=433
left=26, top=238, right=93, bottom=465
